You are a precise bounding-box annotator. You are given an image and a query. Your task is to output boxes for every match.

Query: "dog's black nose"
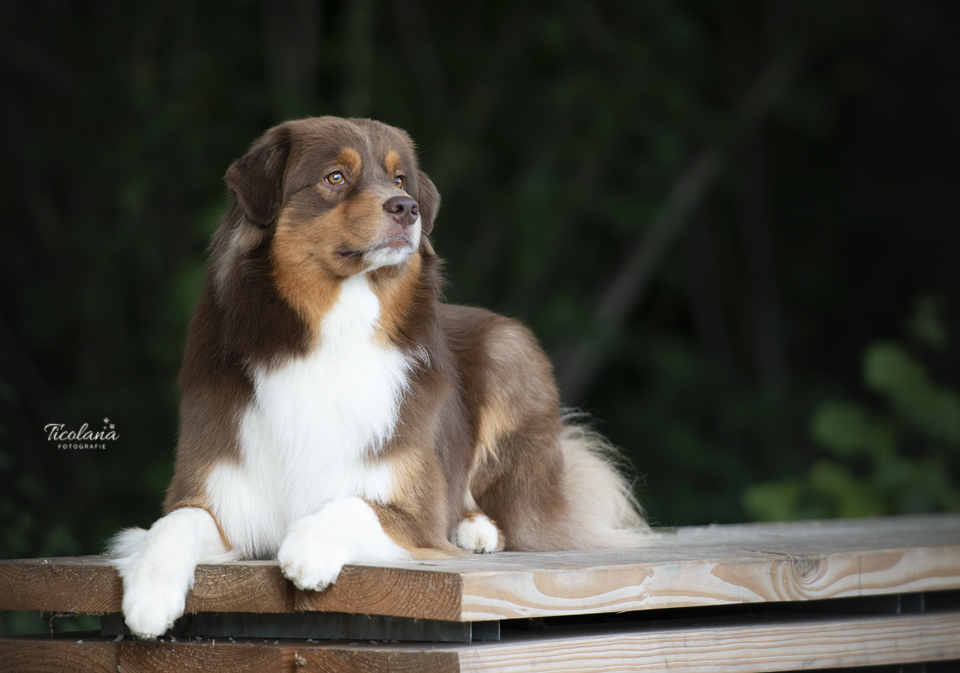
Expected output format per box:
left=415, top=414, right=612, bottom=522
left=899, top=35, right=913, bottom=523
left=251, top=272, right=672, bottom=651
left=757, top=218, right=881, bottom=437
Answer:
left=383, top=195, right=420, bottom=227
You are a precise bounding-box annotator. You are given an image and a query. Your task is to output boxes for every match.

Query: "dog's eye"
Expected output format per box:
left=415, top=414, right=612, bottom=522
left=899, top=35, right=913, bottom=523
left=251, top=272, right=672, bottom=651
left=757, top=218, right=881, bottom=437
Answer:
left=326, top=172, right=345, bottom=185
left=394, top=175, right=405, bottom=189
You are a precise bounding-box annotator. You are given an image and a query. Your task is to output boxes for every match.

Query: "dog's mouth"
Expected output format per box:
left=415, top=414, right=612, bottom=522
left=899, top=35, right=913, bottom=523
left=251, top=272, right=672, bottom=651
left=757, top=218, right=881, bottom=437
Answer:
left=336, top=234, right=414, bottom=260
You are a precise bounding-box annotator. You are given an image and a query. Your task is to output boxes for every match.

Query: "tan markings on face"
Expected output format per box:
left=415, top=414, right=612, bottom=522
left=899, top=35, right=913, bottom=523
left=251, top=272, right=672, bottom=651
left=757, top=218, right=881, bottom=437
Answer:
left=384, top=150, right=403, bottom=178
left=271, top=209, right=342, bottom=337
left=336, top=147, right=363, bottom=177
left=339, top=188, right=393, bottom=248
left=272, top=144, right=415, bottom=334
left=369, top=251, right=422, bottom=344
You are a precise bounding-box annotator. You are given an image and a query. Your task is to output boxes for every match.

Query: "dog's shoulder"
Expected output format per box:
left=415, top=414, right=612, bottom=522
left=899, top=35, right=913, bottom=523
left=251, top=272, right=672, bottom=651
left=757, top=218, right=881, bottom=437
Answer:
left=438, top=303, right=557, bottom=408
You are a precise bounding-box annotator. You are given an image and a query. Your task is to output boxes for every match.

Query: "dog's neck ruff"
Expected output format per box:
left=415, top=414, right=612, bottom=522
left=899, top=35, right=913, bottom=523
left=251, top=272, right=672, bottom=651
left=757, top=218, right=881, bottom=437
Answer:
left=206, top=273, right=413, bottom=558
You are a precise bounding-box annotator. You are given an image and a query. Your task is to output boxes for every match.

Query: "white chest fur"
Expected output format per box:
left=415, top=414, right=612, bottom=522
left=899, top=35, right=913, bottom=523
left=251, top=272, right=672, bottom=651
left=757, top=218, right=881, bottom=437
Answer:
left=205, top=274, right=413, bottom=558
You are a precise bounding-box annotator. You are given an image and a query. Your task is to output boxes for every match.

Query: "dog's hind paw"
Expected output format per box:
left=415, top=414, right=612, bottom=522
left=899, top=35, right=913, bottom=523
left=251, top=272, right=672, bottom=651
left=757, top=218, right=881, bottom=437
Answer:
left=453, top=512, right=504, bottom=553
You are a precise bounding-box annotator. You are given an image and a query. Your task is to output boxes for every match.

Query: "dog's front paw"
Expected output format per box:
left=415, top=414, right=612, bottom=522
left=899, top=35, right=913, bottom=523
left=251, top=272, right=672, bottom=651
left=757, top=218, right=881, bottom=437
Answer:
left=278, top=525, right=350, bottom=591
left=121, top=575, right=187, bottom=640
left=453, top=512, right=504, bottom=553
left=278, top=498, right=409, bottom=590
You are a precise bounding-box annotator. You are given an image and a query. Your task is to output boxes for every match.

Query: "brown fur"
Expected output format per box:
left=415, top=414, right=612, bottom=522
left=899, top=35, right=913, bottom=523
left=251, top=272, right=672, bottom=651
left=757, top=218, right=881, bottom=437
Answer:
left=164, top=116, right=646, bottom=557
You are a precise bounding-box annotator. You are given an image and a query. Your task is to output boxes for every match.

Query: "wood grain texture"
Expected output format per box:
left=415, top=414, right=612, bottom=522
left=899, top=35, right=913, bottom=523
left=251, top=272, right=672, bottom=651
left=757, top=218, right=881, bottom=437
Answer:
left=455, top=515, right=960, bottom=620
left=0, top=637, right=118, bottom=673
left=187, top=560, right=291, bottom=612
left=0, top=636, right=459, bottom=673
left=0, top=556, right=121, bottom=613
left=454, top=612, right=960, bottom=672
left=299, top=648, right=458, bottom=673
left=2, top=515, right=958, bottom=621
left=0, top=556, right=295, bottom=615
left=293, top=564, right=463, bottom=621
left=118, top=639, right=288, bottom=673
left=3, top=611, right=959, bottom=673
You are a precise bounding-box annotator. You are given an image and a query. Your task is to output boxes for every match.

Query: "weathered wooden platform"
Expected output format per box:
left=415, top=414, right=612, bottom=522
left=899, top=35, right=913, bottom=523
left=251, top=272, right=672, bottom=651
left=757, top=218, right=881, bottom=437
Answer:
left=2, top=514, right=959, bottom=671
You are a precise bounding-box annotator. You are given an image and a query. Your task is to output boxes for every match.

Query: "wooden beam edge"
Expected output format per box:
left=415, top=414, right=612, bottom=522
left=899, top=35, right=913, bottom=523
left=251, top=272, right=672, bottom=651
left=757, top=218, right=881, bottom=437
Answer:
left=459, top=544, right=960, bottom=620
left=3, top=536, right=959, bottom=621
left=453, top=611, right=960, bottom=672
left=0, top=636, right=460, bottom=673
left=2, top=612, right=959, bottom=673
left=0, top=558, right=467, bottom=621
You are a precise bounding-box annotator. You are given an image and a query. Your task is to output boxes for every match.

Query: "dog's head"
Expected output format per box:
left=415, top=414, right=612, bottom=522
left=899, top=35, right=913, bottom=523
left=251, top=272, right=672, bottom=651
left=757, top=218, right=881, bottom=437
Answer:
left=222, top=117, right=440, bottom=280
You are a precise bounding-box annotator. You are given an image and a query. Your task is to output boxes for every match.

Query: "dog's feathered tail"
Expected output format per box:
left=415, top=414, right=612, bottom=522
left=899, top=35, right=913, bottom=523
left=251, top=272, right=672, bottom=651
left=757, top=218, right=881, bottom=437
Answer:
left=558, top=413, right=654, bottom=548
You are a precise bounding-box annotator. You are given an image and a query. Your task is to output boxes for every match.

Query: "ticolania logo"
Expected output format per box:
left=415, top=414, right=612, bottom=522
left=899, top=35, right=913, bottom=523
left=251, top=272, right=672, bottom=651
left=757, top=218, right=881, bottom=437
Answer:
left=45, top=417, right=119, bottom=450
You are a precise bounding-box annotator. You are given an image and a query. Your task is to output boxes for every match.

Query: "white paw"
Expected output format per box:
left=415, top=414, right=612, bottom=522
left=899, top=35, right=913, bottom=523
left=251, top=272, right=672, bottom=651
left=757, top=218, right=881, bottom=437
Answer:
left=278, top=528, right=351, bottom=591
left=109, top=508, right=232, bottom=640
left=120, top=575, right=187, bottom=640
left=277, top=498, right=409, bottom=591
left=453, top=513, right=502, bottom=553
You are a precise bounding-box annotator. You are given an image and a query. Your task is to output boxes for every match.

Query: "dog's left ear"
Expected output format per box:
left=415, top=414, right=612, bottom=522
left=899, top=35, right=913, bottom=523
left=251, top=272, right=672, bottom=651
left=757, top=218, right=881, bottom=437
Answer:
left=224, top=126, right=292, bottom=226
left=415, top=170, right=441, bottom=235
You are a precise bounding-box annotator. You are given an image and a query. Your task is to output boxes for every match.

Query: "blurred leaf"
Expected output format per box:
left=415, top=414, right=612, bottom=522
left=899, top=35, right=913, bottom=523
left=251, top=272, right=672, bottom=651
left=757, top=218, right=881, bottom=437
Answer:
left=742, top=480, right=803, bottom=522
left=905, top=294, right=948, bottom=349
left=809, top=401, right=897, bottom=459
left=864, top=342, right=960, bottom=446
left=808, top=460, right=884, bottom=518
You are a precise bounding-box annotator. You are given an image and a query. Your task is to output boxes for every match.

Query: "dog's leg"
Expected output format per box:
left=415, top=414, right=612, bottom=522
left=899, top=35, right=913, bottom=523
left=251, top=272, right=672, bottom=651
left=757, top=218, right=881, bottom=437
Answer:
left=278, top=496, right=409, bottom=591
left=452, top=510, right=505, bottom=553
left=109, top=507, right=233, bottom=639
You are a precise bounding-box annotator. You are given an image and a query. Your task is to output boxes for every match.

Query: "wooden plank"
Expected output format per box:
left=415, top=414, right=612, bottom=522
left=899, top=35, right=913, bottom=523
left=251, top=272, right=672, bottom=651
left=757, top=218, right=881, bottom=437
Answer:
left=0, top=637, right=118, bottom=673
left=293, top=564, right=463, bottom=620
left=189, top=560, right=292, bottom=612
left=0, top=557, right=461, bottom=621
left=458, top=543, right=960, bottom=620
left=0, top=556, right=121, bottom=613
left=3, top=611, right=959, bottom=672
left=454, top=611, right=960, bottom=672
left=0, top=556, right=293, bottom=614
left=297, top=647, right=459, bottom=673
left=0, top=635, right=460, bottom=673
left=2, top=515, right=958, bottom=621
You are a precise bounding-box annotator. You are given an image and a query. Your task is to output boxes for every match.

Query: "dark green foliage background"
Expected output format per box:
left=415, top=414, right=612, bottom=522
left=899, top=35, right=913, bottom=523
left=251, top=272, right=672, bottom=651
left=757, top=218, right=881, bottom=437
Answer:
left=1, top=0, right=958, bottom=580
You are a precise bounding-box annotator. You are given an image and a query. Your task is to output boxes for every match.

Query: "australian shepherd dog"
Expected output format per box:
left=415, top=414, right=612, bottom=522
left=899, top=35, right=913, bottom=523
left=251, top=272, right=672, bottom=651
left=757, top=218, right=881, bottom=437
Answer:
left=110, top=116, right=648, bottom=639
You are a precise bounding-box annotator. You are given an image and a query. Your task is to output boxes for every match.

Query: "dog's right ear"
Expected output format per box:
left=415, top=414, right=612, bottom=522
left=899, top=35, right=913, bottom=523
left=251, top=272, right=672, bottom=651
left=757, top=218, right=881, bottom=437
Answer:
left=224, top=126, right=292, bottom=226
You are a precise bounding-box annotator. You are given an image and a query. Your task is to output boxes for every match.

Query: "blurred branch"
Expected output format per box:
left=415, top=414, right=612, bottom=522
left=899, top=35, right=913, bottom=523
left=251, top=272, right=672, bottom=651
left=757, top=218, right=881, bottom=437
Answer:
left=457, top=5, right=535, bottom=137
left=262, top=0, right=320, bottom=95
left=340, top=0, right=375, bottom=116
left=389, top=0, right=450, bottom=115
left=737, top=131, right=790, bottom=393
left=558, top=52, right=802, bottom=404
left=682, top=213, right=739, bottom=382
